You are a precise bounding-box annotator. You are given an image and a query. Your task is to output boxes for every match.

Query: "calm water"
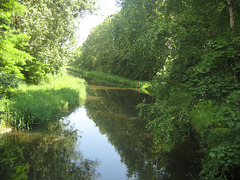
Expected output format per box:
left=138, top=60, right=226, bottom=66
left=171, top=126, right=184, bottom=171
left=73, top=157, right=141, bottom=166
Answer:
left=0, top=79, right=200, bottom=180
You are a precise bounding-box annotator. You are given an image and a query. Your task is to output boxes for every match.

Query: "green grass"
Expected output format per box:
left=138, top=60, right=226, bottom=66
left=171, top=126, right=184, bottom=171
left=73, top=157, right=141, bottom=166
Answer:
left=67, top=67, right=151, bottom=93
left=3, top=74, right=87, bottom=129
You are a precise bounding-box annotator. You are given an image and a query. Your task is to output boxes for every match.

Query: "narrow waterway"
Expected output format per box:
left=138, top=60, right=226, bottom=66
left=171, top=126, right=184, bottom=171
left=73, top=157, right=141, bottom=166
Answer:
left=0, top=78, right=200, bottom=180
left=70, top=82, right=155, bottom=180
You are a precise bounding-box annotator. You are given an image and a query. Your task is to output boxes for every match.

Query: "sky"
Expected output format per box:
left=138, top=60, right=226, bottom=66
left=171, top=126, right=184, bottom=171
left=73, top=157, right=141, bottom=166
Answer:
left=76, top=0, right=121, bottom=45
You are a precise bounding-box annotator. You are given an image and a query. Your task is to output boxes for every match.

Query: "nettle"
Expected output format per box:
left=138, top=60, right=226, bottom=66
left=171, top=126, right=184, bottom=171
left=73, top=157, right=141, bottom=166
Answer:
left=185, top=32, right=240, bottom=179
left=185, top=32, right=240, bottom=101
left=200, top=90, right=240, bottom=179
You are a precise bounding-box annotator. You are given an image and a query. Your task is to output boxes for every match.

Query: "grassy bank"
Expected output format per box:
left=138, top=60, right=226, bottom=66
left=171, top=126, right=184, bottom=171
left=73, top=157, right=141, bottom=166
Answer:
left=0, top=74, right=87, bottom=129
left=67, top=67, right=151, bottom=93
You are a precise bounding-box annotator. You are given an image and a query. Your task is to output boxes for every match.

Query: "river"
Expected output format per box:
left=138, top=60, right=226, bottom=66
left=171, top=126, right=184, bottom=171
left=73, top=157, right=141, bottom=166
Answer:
left=0, top=77, right=200, bottom=180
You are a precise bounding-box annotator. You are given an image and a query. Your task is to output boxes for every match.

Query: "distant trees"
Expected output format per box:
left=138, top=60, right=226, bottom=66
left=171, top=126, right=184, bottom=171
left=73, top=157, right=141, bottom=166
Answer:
left=76, top=18, right=116, bottom=73
left=75, top=0, right=240, bottom=80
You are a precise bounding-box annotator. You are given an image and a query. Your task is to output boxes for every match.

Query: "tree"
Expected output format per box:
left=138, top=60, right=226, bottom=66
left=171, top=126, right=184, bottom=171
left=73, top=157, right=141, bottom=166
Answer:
left=76, top=17, right=117, bottom=73
left=18, top=0, right=96, bottom=83
left=76, top=0, right=164, bottom=80
left=228, top=0, right=235, bottom=28
left=0, top=0, right=33, bottom=93
left=1, top=0, right=96, bottom=85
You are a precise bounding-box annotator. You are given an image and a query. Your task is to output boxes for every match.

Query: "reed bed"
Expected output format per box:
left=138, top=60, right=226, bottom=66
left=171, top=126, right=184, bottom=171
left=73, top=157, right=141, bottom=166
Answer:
left=4, top=75, right=87, bottom=129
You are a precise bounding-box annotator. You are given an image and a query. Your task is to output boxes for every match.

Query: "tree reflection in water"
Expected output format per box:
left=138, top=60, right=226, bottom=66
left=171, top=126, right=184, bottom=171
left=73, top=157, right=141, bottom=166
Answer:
left=0, top=119, right=100, bottom=180
left=83, top=86, right=200, bottom=180
left=0, top=81, right=201, bottom=180
left=84, top=87, right=162, bottom=179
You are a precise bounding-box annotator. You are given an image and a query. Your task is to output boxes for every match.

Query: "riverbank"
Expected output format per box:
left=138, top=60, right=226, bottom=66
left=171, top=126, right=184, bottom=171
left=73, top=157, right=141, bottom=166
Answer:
left=67, top=67, right=151, bottom=94
left=0, top=74, right=87, bottom=130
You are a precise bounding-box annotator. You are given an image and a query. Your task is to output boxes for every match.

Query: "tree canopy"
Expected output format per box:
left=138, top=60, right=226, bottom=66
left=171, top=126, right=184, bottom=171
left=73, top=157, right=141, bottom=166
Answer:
left=75, top=0, right=240, bottom=81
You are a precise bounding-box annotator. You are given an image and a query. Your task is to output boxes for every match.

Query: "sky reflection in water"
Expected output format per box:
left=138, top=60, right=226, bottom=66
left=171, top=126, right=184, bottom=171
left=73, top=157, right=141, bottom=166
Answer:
left=64, top=106, right=134, bottom=180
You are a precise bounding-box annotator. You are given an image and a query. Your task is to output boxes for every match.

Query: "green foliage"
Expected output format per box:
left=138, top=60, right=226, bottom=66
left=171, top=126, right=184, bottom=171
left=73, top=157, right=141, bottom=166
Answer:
left=1, top=0, right=96, bottom=86
left=185, top=32, right=240, bottom=100
left=75, top=17, right=117, bottom=73
left=132, top=1, right=240, bottom=179
left=74, top=0, right=165, bottom=80
left=0, top=0, right=33, bottom=93
left=18, top=0, right=96, bottom=83
left=0, top=96, right=9, bottom=126
left=183, top=30, right=240, bottom=179
left=202, top=140, right=240, bottom=180
left=75, top=0, right=240, bottom=82
left=0, top=72, right=22, bottom=96
left=138, top=86, right=193, bottom=151
left=190, top=100, right=224, bottom=132
left=0, top=34, right=33, bottom=77
left=0, top=0, right=95, bottom=129
left=4, top=75, right=87, bottom=129
left=199, top=92, right=240, bottom=179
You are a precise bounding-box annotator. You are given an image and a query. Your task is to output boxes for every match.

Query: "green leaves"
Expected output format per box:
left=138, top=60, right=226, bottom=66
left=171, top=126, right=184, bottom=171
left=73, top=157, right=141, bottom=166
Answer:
left=16, top=0, right=96, bottom=83
left=184, top=32, right=240, bottom=100
left=0, top=36, right=33, bottom=78
left=0, top=73, right=21, bottom=96
left=197, top=90, right=240, bottom=179
left=209, top=140, right=240, bottom=166
left=0, top=0, right=33, bottom=92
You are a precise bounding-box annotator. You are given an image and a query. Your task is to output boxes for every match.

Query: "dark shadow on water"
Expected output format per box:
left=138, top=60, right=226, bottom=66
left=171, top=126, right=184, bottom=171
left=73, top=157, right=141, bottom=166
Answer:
left=81, top=83, right=201, bottom=179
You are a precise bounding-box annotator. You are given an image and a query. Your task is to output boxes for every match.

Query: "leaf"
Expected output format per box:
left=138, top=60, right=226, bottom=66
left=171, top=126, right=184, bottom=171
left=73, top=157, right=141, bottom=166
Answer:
left=236, top=122, right=240, bottom=129
left=217, top=153, right=224, bottom=158
left=209, top=152, right=216, bottom=158
left=227, top=121, right=235, bottom=127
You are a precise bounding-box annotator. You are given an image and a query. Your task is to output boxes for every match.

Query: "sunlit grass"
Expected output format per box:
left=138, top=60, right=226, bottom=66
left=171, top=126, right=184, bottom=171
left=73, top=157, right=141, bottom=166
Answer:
left=67, top=67, right=151, bottom=94
left=4, top=74, right=87, bottom=129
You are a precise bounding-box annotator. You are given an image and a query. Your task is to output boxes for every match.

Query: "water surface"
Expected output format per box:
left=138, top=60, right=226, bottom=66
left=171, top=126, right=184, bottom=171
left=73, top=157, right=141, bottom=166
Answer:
left=0, top=79, right=200, bottom=179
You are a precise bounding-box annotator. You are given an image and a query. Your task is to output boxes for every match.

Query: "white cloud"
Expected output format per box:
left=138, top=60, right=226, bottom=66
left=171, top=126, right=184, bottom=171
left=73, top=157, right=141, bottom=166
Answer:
left=76, top=0, right=121, bottom=46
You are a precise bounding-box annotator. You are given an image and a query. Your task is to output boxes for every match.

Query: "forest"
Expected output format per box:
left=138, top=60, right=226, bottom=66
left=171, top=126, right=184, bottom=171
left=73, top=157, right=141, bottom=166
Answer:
left=1, top=0, right=240, bottom=179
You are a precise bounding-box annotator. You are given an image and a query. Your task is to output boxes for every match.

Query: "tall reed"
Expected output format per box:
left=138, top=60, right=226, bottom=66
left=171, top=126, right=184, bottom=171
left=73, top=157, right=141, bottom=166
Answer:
left=5, top=75, right=87, bottom=129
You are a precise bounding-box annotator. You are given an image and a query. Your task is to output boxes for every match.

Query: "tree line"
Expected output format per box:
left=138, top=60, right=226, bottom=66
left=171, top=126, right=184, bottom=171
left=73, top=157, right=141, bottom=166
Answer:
left=74, top=0, right=239, bottom=80
left=74, top=0, right=240, bottom=179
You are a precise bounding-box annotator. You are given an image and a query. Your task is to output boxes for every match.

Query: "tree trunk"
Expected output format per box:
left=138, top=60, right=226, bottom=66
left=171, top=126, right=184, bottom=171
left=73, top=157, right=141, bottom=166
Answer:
left=227, top=0, right=235, bottom=28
